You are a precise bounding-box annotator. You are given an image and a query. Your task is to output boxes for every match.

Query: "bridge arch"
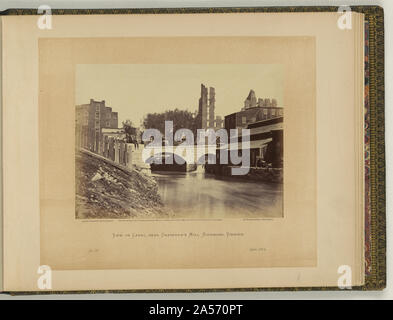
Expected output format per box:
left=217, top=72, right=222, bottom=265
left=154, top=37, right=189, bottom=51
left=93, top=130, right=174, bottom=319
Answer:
left=196, top=153, right=216, bottom=165
left=145, top=152, right=188, bottom=165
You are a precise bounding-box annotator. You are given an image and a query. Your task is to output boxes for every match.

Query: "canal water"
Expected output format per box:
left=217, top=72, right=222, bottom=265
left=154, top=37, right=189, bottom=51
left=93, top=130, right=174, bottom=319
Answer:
left=149, top=167, right=283, bottom=219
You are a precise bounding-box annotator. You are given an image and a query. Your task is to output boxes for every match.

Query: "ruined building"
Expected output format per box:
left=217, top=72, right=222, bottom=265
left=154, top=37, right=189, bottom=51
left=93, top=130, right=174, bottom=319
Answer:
left=243, top=90, right=278, bottom=111
left=197, top=84, right=224, bottom=131
left=225, top=90, right=284, bottom=130
left=209, top=87, right=215, bottom=128
left=244, top=89, right=257, bottom=109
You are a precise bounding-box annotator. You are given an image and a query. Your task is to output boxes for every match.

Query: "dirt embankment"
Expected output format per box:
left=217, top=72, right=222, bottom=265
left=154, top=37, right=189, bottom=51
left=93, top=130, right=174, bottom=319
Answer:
left=76, top=150, right=170, bottom=219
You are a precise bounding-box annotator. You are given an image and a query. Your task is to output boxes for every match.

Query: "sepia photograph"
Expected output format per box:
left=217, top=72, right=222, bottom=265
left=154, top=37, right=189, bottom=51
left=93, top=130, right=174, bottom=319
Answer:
left=3, top=9, right=377, bottom=292
left=39, top=35, right=316, bottom=272
left=75, top=64, right=284, bottom=220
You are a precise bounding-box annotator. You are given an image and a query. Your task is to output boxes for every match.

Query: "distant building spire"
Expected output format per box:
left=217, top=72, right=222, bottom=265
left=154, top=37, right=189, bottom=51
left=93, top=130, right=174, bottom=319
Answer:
left=244, top=89, right=257, bottom=109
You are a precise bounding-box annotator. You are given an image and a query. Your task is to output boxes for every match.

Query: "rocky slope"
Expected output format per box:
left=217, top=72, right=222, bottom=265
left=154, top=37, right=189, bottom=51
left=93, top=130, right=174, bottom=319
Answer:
left=75, top=150, right=170, bottom=219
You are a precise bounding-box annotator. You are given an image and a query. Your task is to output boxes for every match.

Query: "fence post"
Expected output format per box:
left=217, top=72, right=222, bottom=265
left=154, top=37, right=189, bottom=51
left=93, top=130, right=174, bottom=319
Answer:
left=103, top=136, right=107, bottom=158
left=126, top=143, right=133, bottom=168
left=114, top=140, right=119, bottom=163
left=119, top=142, right=124, bottom=165
left=108, top=137, right=113, bottom=161
left=100, top=133, right=104, bottom=155
left=119, top=141, right=123, bottom=164
left=122, top=142, right=127, bottom=165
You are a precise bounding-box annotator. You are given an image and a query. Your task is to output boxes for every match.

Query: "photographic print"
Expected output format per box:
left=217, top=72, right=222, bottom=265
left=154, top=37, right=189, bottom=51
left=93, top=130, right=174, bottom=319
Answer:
left=75, top=64, right=284, bottom=220
left=39, top=34, right=316, bottom=271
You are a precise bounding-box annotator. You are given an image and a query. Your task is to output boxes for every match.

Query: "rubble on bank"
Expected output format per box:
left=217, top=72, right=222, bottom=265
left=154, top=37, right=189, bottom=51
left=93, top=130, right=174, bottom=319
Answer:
left=76, top=150, right=170, bottom=219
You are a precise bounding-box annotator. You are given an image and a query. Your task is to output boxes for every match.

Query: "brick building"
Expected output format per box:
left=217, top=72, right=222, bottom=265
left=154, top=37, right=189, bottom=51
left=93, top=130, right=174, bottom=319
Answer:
left=76, top=99, right=119, bottom=151
left=225, top=90, right=283, bottom=130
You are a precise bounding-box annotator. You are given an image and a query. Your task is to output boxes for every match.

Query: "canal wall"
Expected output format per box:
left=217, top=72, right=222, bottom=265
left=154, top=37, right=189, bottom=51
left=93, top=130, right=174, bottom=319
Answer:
left=78, top=138, right=149, bottom=170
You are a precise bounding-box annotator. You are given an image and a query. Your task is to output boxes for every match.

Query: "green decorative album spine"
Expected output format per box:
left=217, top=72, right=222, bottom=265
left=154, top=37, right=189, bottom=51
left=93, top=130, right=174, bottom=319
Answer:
left=364, top=6, right=386, bottom=290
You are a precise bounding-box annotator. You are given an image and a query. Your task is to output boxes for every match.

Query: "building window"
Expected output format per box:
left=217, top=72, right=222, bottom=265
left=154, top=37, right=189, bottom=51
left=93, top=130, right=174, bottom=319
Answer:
left=242, top=116, right=246, bottom=124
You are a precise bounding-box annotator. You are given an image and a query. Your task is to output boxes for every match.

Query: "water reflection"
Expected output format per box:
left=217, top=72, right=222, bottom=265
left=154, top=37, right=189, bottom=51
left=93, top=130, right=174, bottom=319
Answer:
left=150, top=167, right=283, bottom=219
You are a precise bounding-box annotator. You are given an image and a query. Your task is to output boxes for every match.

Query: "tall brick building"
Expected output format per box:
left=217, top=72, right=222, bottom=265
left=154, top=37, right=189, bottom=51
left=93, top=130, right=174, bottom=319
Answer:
left=76, top=99, right=119, bottom=151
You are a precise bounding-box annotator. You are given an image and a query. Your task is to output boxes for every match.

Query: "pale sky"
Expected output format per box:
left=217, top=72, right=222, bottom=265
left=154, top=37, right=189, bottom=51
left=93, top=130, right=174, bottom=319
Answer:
left=75, top=64, right=284, bottom=127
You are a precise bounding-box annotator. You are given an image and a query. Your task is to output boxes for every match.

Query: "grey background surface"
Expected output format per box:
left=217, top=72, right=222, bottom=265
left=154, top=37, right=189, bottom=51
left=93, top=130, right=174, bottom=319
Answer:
left=0, top=0, right=391, bottom=299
